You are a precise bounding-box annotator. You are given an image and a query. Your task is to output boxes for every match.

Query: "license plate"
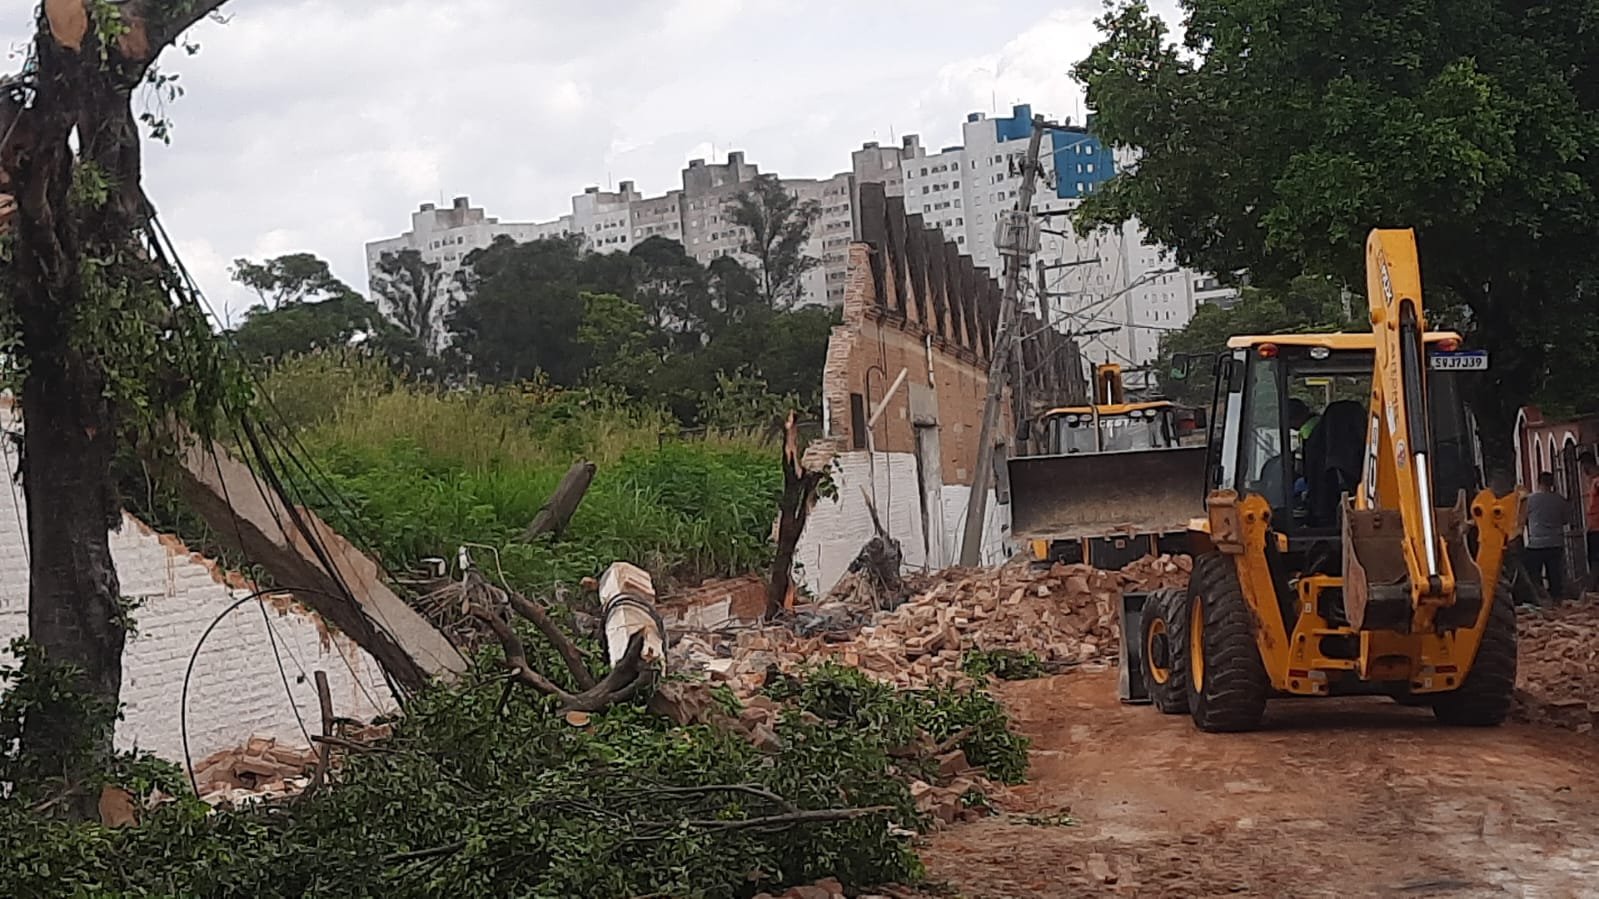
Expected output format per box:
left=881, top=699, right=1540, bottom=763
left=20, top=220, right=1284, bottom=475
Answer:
left=1430, top=350, right=1488, bottom=371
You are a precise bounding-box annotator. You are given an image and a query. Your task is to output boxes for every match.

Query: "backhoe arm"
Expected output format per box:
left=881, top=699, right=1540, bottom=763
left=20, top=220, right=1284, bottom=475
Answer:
left=1355, top=230, right=1457, bottom=625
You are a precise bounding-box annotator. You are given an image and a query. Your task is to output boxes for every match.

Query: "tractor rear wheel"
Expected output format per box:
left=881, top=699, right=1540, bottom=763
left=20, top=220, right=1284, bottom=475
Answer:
left=1432, top=574, right=1517, bottom=727
left=1141, top=588, right=1189, bottom=714
left=1186, top=553, right=1269, bottom=733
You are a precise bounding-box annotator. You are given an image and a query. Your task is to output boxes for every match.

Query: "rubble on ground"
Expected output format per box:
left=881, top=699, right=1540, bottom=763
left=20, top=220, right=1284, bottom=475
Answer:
left=672, top=554, right=1190, bottom=696
left=664, top=554, right=1186, bottom=830
left=193, top=724, right=393, bottom=806
left=1516, top=602, right=1599, bottom=734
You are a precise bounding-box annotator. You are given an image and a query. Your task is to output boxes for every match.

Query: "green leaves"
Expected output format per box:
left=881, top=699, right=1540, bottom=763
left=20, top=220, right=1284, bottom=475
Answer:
left=0, top=661, right=945, bottom=898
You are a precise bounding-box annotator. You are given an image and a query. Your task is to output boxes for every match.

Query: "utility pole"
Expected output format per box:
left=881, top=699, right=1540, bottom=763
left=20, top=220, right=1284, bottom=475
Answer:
left=960, top=116, right=1048, bottom=567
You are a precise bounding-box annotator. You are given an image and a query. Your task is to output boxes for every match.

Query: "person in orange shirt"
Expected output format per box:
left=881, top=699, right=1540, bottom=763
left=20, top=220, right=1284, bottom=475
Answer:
left=1582, top=452, right=1599, bottom=594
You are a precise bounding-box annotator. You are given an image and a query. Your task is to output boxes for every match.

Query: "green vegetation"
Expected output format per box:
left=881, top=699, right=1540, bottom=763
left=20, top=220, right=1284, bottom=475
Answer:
left=0, top=644, right=1036, bottom=897
left=767, top=663, right=1031, bottom=785
left=235, top=178, right=837, bottom=429
left=961, top=649, right=1047, bottom=683
left=139, top=353, right=785, bottom=595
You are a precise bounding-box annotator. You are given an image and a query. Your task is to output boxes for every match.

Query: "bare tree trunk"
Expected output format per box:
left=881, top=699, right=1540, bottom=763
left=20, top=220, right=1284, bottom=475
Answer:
left=767, top=412, right=824, bottom=616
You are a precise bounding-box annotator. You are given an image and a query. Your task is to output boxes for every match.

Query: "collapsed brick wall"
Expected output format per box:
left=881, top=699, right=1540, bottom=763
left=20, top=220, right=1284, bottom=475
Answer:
left=0, top=407, right=395, bottom=765
left=795, top=185, right=1083, bottom=595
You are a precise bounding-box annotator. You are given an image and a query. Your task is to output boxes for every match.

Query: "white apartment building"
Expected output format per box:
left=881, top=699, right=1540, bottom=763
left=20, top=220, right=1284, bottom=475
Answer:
left=897, top=104, right=1234, bottom=379
left=365, top=151, right=898, bottom=336
left=365, top=107, right=1229, bottom=360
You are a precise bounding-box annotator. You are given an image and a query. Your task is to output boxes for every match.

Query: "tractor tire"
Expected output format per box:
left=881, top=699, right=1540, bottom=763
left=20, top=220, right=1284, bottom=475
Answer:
left=1140, top=588, right=1189, bottom=714
left=1431, top=574, right=1517, bottom=727
left=1185, top=553, right=1269, bottom=733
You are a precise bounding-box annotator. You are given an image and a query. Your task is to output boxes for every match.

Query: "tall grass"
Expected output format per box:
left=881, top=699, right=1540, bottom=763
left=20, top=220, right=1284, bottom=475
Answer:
left=258, top=354, right=782, bottom=594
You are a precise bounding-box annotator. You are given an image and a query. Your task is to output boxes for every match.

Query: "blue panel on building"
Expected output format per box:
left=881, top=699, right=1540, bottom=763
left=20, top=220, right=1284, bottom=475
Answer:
left=994, top=104, right=1034, bottom=143
left=1050, top=128, right=1116, bottom=200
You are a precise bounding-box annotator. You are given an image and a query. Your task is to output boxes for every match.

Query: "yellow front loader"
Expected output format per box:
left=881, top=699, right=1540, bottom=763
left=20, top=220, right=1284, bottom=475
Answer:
left=1134, top=229, right=1519, bottom=731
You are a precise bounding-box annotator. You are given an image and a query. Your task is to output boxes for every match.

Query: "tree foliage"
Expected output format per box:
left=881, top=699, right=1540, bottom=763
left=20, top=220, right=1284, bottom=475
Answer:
left=725, top=174, right=823, bottom=309
left=442, top=235, right=835, bottom=426
left=0, top=645, right=1040, bottom=897
left=226, top=253, right=427, bottom=365
left=1074, top=0, right=1599, bottom=451
left=230, top=253, right=349, bottom=310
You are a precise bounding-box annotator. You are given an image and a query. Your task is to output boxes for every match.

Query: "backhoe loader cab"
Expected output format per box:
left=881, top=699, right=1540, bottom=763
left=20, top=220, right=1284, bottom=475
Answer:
left=1134, top=230, right=1521, bottom=733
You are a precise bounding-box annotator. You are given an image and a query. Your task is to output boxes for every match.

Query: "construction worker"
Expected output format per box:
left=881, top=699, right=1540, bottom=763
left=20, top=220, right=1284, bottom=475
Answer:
left=1523, top=471, right=1567, bottom=604
left=1288, top=398, right=1318, bottom=507
left=1582, top=452, right=1599, bottom=594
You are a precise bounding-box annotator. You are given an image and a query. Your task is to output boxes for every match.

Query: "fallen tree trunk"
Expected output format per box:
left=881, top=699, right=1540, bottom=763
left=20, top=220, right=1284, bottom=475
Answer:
left=518, top=460, right=595, bottom=542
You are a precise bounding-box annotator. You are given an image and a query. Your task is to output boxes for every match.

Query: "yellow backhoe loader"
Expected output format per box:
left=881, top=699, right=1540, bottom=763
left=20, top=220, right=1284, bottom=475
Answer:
left=1010, top=364, right=1208, bottom=570
left=1130, top=229, right=1518, bottom=731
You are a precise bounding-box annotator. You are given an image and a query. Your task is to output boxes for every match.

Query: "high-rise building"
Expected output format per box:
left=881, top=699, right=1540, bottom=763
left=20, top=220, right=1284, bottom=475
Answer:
left=897, top=104, right=1235, bottom=376
left=366, top=106, right=1231, bottom=359
left=366, top=155, right=884, bottom=338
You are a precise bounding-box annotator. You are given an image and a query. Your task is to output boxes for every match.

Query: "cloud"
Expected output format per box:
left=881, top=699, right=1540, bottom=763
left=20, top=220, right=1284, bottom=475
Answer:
left=1, top=2, right=1182, bottom=322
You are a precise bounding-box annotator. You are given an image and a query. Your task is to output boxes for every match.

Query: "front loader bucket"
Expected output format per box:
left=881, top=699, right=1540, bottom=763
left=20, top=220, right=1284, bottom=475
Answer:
left=1008, top=445, right=1207, bottom=543
left=1118, top=591, right=1151, bottom=704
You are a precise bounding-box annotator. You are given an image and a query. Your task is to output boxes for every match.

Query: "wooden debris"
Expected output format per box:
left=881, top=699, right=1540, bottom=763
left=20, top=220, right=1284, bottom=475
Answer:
left=518, top=459, right=596, bottom=542
left=769, top=413, right=830, bottom=616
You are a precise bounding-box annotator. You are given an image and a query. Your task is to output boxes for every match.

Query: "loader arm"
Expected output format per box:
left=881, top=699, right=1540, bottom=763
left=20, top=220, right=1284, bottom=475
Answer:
left=1354, top=230, right=1461, bottom=630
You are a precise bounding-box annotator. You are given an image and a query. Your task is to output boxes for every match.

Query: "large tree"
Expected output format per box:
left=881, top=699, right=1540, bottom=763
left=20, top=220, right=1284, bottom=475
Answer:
left=371, top=248, right=448, bottom=351
left=230, top=251, right=348, bottom=310
left=0, top=0, right=234, bottom=799
left=446, top=235, right=630, bottom=385
left=725, top=174, right=822, bottom=308
left=1075, top=0, right=1599, bottom=456
left=228, top=252, right=424, bottom=365
left=630, top=235, right=714, bottom=353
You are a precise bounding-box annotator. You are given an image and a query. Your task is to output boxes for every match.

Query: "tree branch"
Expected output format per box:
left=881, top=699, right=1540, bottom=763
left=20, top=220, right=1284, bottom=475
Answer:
left=506, top=591, right=598, bottom=690
left=117, top=1, right=230, bottom=70
left=469, top=604, right=575, bottom=698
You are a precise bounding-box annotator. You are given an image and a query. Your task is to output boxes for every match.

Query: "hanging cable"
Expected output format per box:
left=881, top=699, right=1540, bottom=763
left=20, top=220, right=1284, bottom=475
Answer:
left=180, top=585, right=361, bottom=796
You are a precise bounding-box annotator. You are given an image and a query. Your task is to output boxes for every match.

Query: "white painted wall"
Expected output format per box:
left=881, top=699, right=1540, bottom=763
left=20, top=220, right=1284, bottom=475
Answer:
left=792, top=450, right=1011, bottom=597
left=938, top=484, right=1012, bottom=569
left=0, top=413, right=395, bottom=765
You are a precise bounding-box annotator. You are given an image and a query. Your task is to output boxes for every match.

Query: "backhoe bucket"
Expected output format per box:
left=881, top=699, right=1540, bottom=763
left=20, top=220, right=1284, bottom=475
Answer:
left=1342, top=503, right=1482, bottom=631
left=1008, top=446, right=1207, bottom=567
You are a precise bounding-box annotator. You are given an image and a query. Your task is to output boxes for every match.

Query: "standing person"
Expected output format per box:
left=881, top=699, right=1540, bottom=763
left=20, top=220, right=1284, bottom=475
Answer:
left=1523, top=471, right=1567, bottom=604
left=1582, top=452, right=1599, bottom=594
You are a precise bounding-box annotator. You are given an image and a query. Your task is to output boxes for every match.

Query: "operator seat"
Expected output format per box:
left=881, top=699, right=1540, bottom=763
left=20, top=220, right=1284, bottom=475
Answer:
left=1304, top=400, right=1367, bottom=526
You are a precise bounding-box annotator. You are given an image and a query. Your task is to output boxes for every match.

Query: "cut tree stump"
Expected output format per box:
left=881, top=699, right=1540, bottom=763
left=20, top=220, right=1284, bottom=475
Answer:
left=518, top=460, right=596, bottom=542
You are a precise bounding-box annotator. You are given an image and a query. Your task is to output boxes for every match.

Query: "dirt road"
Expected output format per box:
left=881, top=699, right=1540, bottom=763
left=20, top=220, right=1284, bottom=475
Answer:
left=921, top=668, right=1599, bottom=898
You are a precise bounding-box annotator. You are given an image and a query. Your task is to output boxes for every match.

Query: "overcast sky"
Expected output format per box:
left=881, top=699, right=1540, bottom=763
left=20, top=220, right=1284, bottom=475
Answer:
left=4, top=1, right=1180, bottom=323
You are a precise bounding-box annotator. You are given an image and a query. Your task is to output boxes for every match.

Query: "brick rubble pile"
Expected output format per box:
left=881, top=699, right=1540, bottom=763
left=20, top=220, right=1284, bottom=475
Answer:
left=673, top=554, right=1191, bottom=697
left=193, top=725, right=393, bottom=806
left=1515, top=603, right=1599, bottom=734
